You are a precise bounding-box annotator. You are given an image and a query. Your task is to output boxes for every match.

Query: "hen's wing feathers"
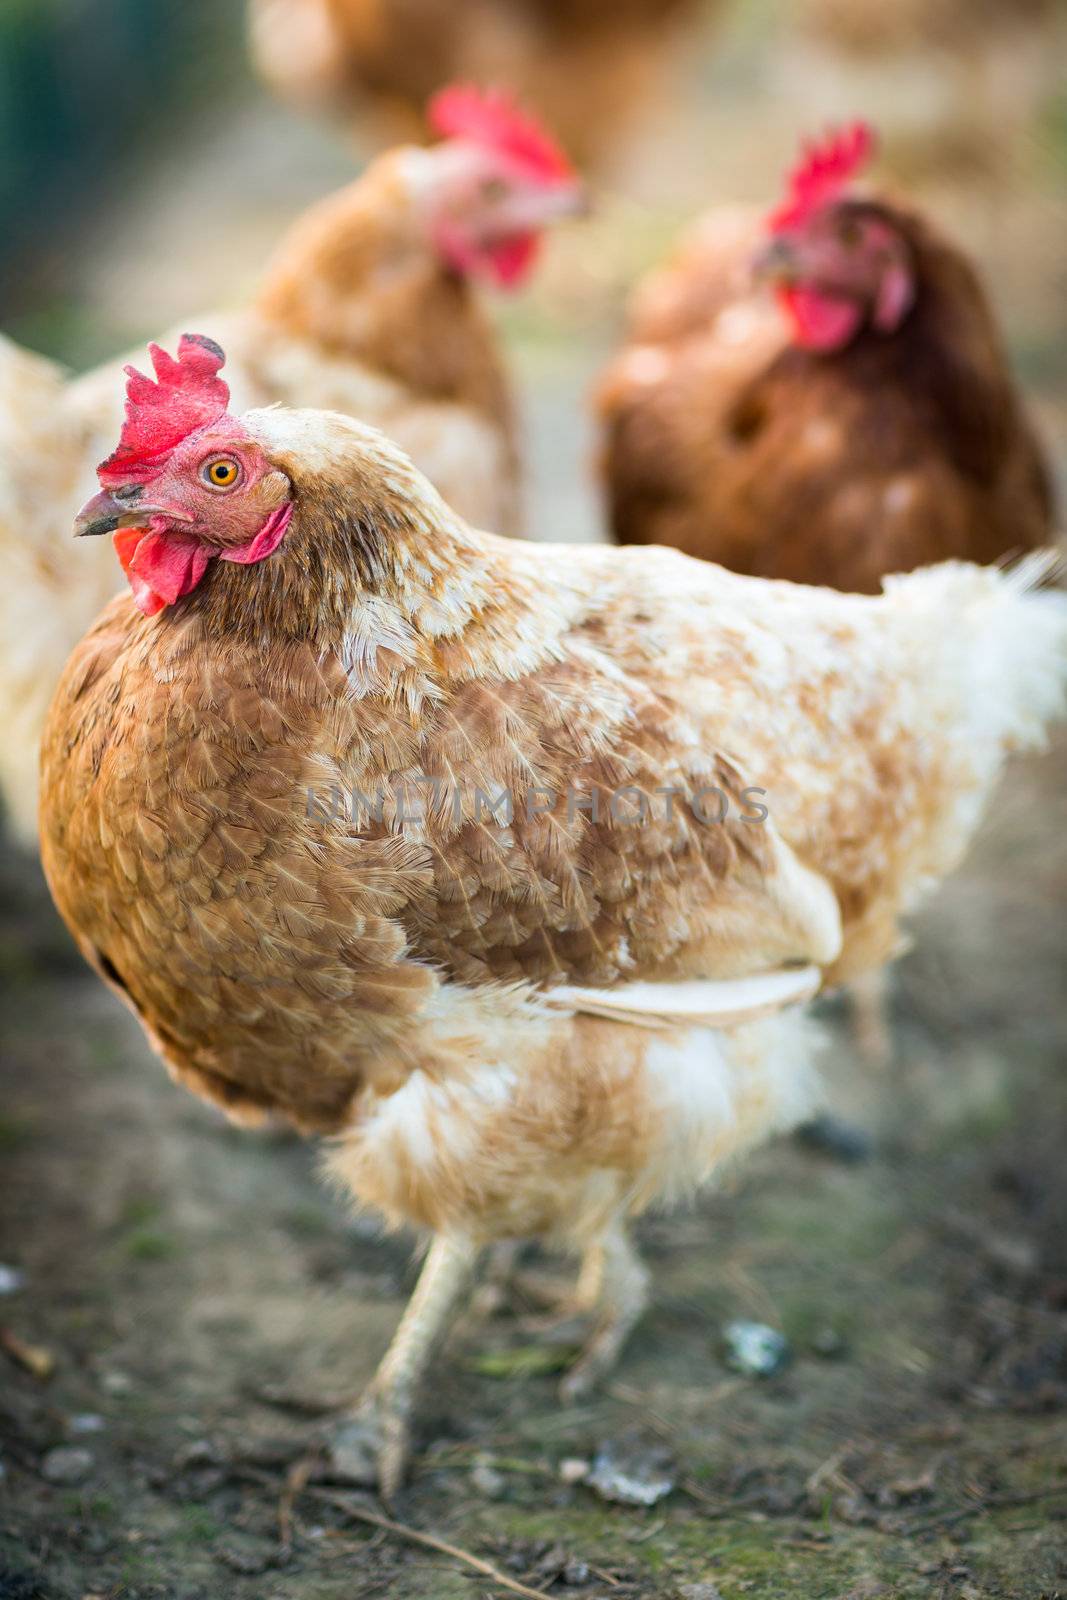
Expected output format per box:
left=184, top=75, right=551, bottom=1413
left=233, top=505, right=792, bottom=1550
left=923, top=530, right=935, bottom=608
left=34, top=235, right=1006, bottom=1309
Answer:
left=311, top=624, right=842, bottom=995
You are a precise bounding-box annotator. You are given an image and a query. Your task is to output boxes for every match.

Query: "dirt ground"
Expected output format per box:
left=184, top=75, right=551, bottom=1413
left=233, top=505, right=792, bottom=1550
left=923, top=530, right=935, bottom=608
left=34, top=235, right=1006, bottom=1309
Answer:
left=2, top=4, right=1067, bottom=1597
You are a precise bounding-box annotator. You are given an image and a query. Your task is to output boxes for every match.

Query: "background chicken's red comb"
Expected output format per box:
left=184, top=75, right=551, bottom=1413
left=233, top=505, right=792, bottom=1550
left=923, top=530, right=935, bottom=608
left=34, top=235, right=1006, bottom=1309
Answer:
left=98, top=333, right=231, bottom=487
left=769, top=122, right=876, bottom=233
left=428, top=83, right=573, bottom=183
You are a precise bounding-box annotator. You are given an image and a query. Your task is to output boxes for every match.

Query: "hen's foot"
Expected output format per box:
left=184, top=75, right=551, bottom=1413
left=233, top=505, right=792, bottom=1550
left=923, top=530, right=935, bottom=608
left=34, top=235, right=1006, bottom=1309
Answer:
left=325, top=1393, right=410, bottom=1502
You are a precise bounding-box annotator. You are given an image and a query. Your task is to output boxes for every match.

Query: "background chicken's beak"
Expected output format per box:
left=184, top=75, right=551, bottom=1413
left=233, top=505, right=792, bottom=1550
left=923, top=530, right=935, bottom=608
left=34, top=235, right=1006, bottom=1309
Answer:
left=751, top=235, right=798, bottom=285
left=556, top=179, right=591, bottom=220
left=500, top=179, right=591, bottom=233
left=73, top=489, right=126, bottom=537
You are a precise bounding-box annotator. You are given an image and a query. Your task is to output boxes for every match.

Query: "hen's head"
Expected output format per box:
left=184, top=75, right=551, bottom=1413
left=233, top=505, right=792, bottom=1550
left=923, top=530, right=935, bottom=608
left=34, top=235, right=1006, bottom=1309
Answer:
left=75, top=336, right=293, bottom=616
left=754, top=124, right=915, bottom=352
left=419, top=84, right=586, bottom=286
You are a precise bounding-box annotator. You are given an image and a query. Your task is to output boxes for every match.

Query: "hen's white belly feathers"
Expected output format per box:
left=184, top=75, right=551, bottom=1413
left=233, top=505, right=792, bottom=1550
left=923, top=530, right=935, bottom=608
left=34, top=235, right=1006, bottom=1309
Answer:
left=328, top=981, right=823, bottom=1245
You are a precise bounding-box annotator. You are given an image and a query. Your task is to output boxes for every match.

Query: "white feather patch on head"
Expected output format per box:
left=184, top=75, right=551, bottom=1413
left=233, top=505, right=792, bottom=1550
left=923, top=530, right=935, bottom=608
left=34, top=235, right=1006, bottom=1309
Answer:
left=244, top=404, right=413, bottom=481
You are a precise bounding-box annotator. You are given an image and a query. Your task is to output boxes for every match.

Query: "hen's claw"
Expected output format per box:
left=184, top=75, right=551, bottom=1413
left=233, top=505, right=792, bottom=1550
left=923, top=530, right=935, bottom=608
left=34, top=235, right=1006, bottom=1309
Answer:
left=326, top=1394, right=411, bottom=1501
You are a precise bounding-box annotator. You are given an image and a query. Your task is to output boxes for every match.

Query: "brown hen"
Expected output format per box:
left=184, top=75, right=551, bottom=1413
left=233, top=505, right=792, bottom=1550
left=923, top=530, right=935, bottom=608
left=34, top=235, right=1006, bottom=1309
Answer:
left=41, top=336, right=1067, bottom=1494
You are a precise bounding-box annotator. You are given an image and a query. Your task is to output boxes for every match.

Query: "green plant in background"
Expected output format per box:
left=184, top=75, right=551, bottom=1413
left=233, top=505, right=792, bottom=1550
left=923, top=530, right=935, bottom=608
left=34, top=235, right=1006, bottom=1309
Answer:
left=0, top=0, right=244, bottom=305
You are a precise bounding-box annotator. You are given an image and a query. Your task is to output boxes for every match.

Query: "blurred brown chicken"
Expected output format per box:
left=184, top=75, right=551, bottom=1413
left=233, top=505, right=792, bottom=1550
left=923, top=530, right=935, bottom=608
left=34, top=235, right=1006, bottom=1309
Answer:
left=597, top=123, right=1055, bottom=596
left=248, top=0, right=710, bottom=169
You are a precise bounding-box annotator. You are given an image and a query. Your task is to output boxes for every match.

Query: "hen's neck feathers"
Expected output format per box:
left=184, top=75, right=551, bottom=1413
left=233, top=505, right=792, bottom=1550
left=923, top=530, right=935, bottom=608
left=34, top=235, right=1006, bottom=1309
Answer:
left=872, top=204, right=1002, bottom=353
left=166, top=409, right=563, bottom=703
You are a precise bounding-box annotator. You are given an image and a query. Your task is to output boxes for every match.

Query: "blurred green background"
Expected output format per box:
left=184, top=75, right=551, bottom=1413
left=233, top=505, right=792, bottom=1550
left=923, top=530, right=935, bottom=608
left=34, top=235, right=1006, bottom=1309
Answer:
left=0, top=0, right=238, bottom=309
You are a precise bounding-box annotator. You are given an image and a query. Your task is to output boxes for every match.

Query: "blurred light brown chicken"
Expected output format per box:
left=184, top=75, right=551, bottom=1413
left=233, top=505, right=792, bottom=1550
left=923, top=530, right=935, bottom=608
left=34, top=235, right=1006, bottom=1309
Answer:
left=0, top=90, right=584, bottom=848
left=248, top=0, right=713, bottom=170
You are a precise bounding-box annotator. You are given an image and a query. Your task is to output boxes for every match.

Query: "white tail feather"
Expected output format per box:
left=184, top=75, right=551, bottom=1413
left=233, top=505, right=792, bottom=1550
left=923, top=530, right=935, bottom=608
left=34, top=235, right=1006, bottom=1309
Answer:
left=543, top=967, right=822, bottom=1030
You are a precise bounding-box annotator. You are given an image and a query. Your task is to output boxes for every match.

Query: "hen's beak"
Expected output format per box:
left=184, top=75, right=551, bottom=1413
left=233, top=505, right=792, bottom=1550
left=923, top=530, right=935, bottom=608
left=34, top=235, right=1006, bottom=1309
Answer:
left=751, top=235, right=802, bottom=286
left=74, top=489, right=126, bottom=538
left=497, top=179, right=591, bottom=233
left=74, top=489, right=191, bottom=538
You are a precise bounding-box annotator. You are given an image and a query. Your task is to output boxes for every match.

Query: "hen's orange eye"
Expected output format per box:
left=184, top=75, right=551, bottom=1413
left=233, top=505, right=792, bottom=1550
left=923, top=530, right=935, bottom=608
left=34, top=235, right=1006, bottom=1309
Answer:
left=202, top=457, right=240, bottom=490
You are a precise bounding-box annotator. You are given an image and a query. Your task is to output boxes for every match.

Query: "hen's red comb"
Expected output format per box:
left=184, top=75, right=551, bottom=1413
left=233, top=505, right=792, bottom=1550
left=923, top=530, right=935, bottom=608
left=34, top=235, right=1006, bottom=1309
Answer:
left=769, top=122, right=876, bottom=233
left=428, top=84, right=573, bottom=184
left=98, top=333, right=231, bottom=487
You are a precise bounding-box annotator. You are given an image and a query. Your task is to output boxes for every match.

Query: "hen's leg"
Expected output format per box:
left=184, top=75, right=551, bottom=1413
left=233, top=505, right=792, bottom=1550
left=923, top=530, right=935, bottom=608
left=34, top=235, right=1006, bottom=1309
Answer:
left=470, top=1239, right=525, bottom=1317
left=560, top=1222, right=649, bottom=1402
left=850, top=968, right=893, bottom=1066
left=478, top=1243, right=585, bottom=1319
left=329, top=1232, right=479, bottom=1499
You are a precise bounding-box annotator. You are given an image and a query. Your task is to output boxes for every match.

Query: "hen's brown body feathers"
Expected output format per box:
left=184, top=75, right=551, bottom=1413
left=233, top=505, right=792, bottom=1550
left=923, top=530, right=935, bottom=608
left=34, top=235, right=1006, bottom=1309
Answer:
left=253, top=154, right=515, bottom=443
left=598, top=205, right=1053, bottom=593
left=41, top=428, right=841, bottom=1138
